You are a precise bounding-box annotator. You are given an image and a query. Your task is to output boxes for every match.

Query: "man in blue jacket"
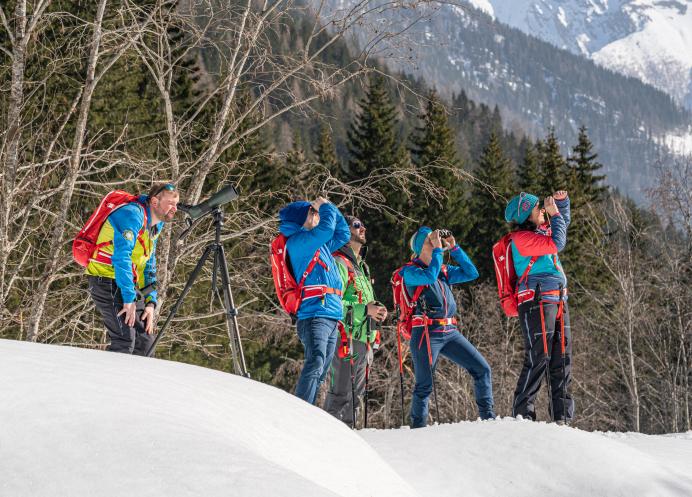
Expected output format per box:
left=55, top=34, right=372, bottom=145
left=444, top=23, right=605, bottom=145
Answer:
left=87, top=183, right=179, bottom=355
left=401, top=227, right=495, bottom=427
left=279, top=197, right=350, bottom=405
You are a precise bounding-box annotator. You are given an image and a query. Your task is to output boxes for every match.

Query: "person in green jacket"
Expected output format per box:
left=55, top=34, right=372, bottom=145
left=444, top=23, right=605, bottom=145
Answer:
left=324, top=215, right=387, bottom=427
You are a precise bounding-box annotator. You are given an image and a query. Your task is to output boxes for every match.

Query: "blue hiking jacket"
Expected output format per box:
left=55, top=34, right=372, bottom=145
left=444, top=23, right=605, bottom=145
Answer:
left=279, top=203, right=350, bottom=321
left=107, top=196, right=164, bottom=303
left=401, top=245, right=479, bottom=332
left=511, top=197, right=570, bottom=301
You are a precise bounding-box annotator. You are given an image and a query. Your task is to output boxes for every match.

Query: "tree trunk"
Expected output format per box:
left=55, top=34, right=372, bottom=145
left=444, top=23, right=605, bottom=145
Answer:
left=26, top=0, right=109, bottom=342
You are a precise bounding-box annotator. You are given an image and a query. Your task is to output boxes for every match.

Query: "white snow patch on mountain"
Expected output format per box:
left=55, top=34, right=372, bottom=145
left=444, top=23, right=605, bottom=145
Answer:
left=465, top=0, right=692, bottom=108
left=465, top=0, right=495, bottom=18
left=2, top=338, right=692, bottom=497
left=657, top=130, right=692, bottom=155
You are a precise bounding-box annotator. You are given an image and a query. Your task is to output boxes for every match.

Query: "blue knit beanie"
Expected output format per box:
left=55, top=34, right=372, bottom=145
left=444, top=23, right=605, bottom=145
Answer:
left=409, top=226, right=432, bottom=256
left=279, top=201, right=312, bottom=225
left=505, top=192, right=539, bottom=223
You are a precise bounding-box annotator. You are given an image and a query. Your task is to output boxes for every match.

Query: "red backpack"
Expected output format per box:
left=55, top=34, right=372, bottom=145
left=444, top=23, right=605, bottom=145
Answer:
left=492, top=233, right=536, bottom=317
left=72, top=191, right=146, bottom=267
left=270, top=234, right=322, bottom=320
left=391, top=261, right=447, bottom=340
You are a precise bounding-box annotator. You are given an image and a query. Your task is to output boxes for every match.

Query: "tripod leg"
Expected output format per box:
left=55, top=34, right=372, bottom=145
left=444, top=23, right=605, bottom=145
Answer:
left=216, top=244, right=249, bottom=377
left=146, top=244, right=215, bottom=357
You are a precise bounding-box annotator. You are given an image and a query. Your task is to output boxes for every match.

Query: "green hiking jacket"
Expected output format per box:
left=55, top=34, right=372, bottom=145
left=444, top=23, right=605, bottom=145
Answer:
left=334, top=245, right=377, bottom=343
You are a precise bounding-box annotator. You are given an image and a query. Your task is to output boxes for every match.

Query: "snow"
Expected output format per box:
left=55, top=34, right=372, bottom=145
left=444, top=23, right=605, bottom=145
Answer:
left=557, top=6, right=568, bottom=27
left=3, top=338, right=692, bottom=497
left=0, top=339, right=415, bottom=497
left=465, top=0, right=495, bottom=18
left=656, top=130, right=692, bottom=156
left=471, top=0, right=692, bottom=108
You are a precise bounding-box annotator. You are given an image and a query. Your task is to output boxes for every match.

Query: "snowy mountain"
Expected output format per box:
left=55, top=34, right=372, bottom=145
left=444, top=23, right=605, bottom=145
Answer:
left=466, top=0, right=692, bottom=109
left=3, top=338, right=692, bottom=497
left=312, top=0, right=691, bottom=200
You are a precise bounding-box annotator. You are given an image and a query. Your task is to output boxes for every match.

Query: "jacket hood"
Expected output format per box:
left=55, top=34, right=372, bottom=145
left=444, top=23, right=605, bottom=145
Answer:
left=336, top=243, right=367, bottom=263
left=279, top=220, right=305, bottom=237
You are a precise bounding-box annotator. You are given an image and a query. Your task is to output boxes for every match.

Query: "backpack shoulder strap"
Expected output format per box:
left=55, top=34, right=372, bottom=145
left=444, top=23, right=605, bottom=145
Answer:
left=334, top=252, right=362, bottom=303
left=402, top=261, right=428, bottom=306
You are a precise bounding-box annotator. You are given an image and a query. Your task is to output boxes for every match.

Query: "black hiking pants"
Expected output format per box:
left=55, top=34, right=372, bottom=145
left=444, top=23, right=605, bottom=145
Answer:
left=324, top=340, right=369, bottom=426
left=88, top=276, right=156, bottom=356
left=512, top=299, right=574, bottom=422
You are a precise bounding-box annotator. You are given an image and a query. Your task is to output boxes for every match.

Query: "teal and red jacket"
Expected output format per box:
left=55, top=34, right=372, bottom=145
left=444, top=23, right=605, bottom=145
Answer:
left=511, top=197, right=570, bottom=302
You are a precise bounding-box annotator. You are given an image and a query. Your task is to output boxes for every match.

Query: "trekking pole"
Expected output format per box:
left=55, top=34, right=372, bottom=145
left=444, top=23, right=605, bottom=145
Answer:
left=421, top=301, right=440, bottom=424
left=364, top=316, right=373, bottom=429
left=394, top=305, right=406, bottom=427
left=559, top=285, right=567, bottom=423
left=536, top=285, right=554, bottom=420
left=347, top=305, right=357, bottom=429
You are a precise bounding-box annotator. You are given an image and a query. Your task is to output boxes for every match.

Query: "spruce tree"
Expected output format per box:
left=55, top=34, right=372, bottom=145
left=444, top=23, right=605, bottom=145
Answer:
left=409, top=91, right=468, bottom=237
left=562, top=126, right=609, bottom=289
left=539, top=129, right=568, bottom=195
left=314, top=124, right=341, bottom=177
left=467, top=131, right=516, bottom=278
left=345, top=76, right=409, bottom=301
left=517, top=141, right=542, bottom=194
left=347, top=76, right=408, bottom=180
left=568, top=126, right=607, bottom=205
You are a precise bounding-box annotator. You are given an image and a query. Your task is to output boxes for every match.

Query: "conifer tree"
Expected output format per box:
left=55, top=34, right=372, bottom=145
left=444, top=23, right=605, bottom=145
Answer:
left=467, top=131, right=516, bottom=278
left=568, top=126, right=607, bottom=205
left=347, top=76, right=408, bottom=180
left=345, top=76, right=409, bottom=299
left=409, top=91, right=468, bottom=236
left=562, top=126, right=609, bottom=289
left=517, top=141, right=542, bottom=194
left=539, top=129, right=568, bottom=195
left=314, top=124, right=341, bottom=177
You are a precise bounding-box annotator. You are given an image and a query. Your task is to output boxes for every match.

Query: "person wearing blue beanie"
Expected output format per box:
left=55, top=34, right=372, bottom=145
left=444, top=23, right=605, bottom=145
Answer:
left=398, top=226, right=495, bottom=426
left=504, top=190, right=574, bottom=423
left=278, top=196, right=351, bottom=405
left=504, top=192, right=539, bottom=224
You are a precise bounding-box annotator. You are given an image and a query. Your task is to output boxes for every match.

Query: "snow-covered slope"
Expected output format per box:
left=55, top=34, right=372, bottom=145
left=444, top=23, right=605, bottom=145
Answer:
left=363, top=423, right=692, bottom=497
left=466, top=0, right=692, bottom=109
left=0, top=339, right=414, bottom=497
left=2, top=338, right=692, bottom=497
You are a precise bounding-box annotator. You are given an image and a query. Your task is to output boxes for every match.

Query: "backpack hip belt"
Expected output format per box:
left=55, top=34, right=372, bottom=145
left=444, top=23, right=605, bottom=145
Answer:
left=301, top=284, right=343, bottom=300
left=518, top=288, right=567, bottom=305
left=411, top=316, right=457, bottom=328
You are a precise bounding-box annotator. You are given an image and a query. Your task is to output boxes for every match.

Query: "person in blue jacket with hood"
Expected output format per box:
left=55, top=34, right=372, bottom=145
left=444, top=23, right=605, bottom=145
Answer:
left=401, top=227, right=495, bottom=427
left=279, top=196, right=350, bottom=405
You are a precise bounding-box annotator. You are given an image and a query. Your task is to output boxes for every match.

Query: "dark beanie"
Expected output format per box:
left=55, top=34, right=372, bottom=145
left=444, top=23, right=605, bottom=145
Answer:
left=279, top=201, right=312, bottom=225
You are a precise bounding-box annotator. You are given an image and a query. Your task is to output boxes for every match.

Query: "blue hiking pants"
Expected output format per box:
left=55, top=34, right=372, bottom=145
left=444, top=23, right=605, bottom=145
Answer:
left=295, top=317, right=339, bottom=405
left=409, top=327, right=494, bottom=428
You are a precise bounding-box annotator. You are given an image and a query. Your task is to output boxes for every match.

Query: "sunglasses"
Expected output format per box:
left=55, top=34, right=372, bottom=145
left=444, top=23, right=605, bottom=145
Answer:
left=351, top=221, right=365, bottom=230
left=309, top=206, right=318, bottom=214
left=151, top=183, right=177, bottom=197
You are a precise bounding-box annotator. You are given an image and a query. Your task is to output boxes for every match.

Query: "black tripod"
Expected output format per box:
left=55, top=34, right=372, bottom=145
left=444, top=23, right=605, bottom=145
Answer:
left=145, top=207, right=249, bottom=377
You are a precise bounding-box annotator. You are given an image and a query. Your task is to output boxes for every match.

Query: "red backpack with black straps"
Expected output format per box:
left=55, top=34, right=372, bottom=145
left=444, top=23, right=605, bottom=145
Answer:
left=390, top=261, right=448, bottom=340
left=270, top=234, right=322, bottom=319
left=492, top=233, right=536, bottom=317
left=72, top=190, right=147, bottom=267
